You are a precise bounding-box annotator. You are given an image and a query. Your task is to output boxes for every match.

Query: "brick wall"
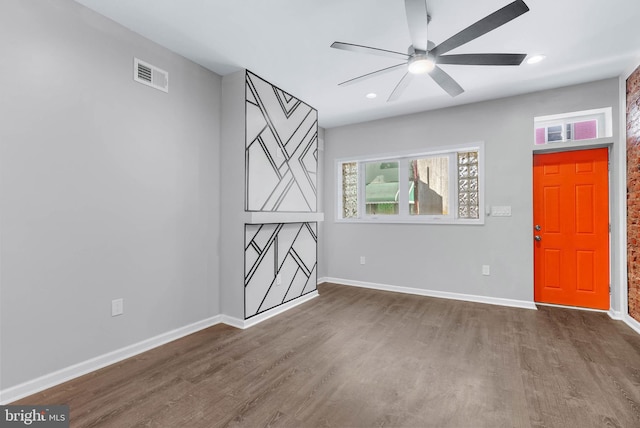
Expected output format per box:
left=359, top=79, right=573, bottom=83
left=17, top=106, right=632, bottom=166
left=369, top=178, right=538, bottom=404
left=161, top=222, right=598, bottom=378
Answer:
left=627, top=65, right=640, bottom=322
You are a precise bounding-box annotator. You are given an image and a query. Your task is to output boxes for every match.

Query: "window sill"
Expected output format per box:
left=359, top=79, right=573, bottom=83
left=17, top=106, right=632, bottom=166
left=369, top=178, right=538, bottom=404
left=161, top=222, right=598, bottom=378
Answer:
left=335, top=217, right=484, bottom=225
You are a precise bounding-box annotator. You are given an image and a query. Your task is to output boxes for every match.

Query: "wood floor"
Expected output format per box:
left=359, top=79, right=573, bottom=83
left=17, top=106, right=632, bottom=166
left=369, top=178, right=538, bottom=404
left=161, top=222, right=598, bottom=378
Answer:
left=14, top=282, right=640, bottom=427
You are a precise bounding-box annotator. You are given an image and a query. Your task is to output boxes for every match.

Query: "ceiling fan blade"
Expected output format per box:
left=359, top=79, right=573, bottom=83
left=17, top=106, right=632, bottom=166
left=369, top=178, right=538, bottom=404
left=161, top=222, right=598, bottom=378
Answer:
left=429, top=66, right=464, bottom=97
left=430, top=0, right=529, bottom=57
left=331, top=42, right=410, bottom=61
left=437, top=53, right=527, bottom=66
left=338, top=63, right=407, bottom=86
left=387, top=72, right=415, bottom=102
left=404, top=0, right=430, bottom=52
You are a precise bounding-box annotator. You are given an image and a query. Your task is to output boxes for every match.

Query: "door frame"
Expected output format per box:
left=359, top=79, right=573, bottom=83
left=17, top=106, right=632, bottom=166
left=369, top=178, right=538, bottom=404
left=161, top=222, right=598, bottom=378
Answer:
left=532, top=143, right=613, bottom=312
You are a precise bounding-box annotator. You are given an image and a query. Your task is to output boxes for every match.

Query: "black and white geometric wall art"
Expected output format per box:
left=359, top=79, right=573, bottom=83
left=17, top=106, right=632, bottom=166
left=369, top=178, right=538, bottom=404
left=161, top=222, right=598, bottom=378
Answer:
left=245, top=71, right=318, bottom=212
left=244, top=222, right=317, bottom=318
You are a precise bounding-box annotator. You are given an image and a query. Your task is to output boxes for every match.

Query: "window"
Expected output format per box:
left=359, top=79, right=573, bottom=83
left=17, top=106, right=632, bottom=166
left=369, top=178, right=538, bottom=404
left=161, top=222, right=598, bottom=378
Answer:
left=457, top=151, right=480, bottom=219
left=536, top=120, right=598, bottom=144
left=365, top=161, right=399, bottom=215
left=408, top=156, right=449, bottom=216
left=341, top=162, right=358, bottom=218
left=534, top=107, right=612, bottom=145
left=336, top=143, right=484, bottom=224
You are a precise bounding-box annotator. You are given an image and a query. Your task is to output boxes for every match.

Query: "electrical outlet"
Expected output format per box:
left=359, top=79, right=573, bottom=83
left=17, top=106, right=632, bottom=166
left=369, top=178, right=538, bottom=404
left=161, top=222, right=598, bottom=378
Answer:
left=276, top=274, right=282, bottom=286
left=111, top=298, right=124, bottom=316
left=360, top=256, right=366, bottom=265
left=482, top=265, right=490, bottom=276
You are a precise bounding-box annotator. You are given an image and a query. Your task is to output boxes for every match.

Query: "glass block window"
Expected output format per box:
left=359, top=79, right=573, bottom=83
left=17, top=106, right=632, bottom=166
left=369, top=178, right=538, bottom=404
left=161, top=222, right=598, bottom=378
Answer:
left=341, top=162, right=358, bottom=218
left=457, top=151, right=479, bottom=219
left=336, top=143, right=483, bottom=224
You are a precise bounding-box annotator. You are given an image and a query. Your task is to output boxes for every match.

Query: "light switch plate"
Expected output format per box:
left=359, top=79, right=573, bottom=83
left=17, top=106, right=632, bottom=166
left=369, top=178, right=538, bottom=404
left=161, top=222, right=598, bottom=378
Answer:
left=491, top=206, right=512, bottom=217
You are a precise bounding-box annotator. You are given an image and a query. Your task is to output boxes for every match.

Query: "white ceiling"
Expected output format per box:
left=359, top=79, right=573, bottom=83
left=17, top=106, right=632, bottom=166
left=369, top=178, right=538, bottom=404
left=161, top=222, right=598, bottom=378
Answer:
left=73, top=0, right=640, bottom=128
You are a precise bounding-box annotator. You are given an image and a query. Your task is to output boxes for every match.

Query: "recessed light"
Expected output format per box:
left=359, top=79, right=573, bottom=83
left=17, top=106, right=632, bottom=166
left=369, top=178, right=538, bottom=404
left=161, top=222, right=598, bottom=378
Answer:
left=526, top=54, right=546, bottom=64
left=366, top=93, right=377, bottom=99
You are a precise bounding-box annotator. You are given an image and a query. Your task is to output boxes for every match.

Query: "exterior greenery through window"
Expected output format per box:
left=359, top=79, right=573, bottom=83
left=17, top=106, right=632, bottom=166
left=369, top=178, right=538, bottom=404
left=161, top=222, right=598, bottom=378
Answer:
left=337, top=144, right=483, bottom=224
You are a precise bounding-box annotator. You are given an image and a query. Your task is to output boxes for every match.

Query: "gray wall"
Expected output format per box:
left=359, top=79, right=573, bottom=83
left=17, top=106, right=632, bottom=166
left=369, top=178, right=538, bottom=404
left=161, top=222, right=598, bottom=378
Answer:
left=323, top=79, right=620, bottom=303
left=0, top=0, right=222, bottom=389
left=220, top=71, right=246, bottom=320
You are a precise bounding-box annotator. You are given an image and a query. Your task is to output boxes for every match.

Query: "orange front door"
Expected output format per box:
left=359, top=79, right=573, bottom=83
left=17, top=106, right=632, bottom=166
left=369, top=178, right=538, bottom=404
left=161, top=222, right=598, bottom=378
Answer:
left=533, top=148, right=609, bottom=310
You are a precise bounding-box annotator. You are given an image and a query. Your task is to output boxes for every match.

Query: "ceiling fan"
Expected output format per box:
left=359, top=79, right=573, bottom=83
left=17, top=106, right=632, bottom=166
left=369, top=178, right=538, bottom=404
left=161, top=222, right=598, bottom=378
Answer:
left=331, top=0, right=530, bottom=101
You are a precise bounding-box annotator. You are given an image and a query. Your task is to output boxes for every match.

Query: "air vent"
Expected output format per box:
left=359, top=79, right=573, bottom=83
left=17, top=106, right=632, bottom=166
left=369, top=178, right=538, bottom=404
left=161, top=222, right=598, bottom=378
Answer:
left=134, top=58, right=168, bottom=93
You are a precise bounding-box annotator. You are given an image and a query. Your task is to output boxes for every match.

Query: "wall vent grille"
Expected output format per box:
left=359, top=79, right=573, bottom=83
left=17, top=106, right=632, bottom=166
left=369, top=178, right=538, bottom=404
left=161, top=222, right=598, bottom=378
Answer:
left=134, top=58, right=168, bottom=93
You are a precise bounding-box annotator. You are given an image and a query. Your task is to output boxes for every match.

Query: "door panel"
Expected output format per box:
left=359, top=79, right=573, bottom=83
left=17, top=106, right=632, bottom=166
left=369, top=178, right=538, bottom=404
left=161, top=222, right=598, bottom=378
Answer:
left=533, top=148, right=609, bottom=310
left=544, top=249, right=561, bottom=288
left=544, top=186, right=561, bottom=232
left=575, top=184, right=595, bottom=233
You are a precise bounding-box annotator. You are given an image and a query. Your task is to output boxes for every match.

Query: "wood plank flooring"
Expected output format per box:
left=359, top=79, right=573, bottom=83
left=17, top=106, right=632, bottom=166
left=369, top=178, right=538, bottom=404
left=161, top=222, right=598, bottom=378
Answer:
left=13, top=282, right=640, bottom=427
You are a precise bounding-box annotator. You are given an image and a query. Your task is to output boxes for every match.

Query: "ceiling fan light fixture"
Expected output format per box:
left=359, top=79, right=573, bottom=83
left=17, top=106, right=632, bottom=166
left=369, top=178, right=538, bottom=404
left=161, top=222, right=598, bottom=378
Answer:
left=408, top=54, right=435, bottom=74
left=526, top=54, right=546, bottom=64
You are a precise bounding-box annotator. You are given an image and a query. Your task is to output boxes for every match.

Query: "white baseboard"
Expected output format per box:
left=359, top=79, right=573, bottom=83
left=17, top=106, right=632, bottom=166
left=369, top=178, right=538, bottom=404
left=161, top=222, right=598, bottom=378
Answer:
left=1, top=290, right=322, bottom=405
left=223, top=291, right=320, bottom=329
left=624, top=314, right=640, bottom=335
left=608, top=309, right=624, bottom=320
left=0, top=315, right=223, bottom=405
left=317, top=276, right=329, bottom=285
left=221, top=315, right=245, bottom=329
left=324, top=277, right=538, bottom=310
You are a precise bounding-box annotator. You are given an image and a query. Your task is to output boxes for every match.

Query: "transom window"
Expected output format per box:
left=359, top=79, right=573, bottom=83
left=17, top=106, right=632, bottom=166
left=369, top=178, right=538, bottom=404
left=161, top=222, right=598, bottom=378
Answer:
left=337, top=143, right=484, bottom=224
left=534, top=107, right=612, bottom=145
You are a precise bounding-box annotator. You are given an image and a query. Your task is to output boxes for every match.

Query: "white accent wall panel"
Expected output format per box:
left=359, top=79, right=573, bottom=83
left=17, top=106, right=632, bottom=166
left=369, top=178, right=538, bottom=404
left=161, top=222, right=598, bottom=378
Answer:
left=245, top=223, right=318, bottom=318
left=245, top=71, right=318, bottom=212
left=243, top=70, right=319, bottom=320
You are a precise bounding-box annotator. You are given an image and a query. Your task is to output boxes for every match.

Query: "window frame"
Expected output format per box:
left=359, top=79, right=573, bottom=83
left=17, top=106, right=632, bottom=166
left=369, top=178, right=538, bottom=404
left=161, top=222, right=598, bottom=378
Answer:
left=335, top=142, right=485, bottom=225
